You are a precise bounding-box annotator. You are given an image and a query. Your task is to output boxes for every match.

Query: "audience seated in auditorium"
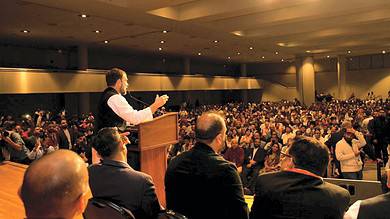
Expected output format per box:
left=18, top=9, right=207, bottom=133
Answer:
left=250, top=136, right=350, bottom=219
left=89, top=127, right=161, bottom=219
left=165, top=112, right=249, bottom=219
left=20, top=150, right=90, bottom=219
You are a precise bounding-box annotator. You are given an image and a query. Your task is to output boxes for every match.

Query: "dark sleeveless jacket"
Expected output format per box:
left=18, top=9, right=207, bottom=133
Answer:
left=96, top=87, right=124, bottom=131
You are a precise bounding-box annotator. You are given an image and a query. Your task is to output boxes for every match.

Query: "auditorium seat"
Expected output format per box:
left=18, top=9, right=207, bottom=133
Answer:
left=324, top=178, right=383, bottom=204
left=83, top=198, right=135, bottom=219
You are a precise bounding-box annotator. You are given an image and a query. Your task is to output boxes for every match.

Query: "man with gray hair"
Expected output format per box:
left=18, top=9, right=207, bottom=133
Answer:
left=165, top=111, right=249, bottom=219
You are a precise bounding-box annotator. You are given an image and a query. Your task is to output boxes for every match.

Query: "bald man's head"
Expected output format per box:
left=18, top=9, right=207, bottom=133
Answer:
left=195, top=112, right=226, bottom=152
left=20, top=150, right=89, bottom=218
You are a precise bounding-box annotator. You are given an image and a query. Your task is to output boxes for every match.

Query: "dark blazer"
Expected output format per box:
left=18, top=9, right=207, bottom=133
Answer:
left=165, top=142, right=249, bottom=219
left=250, top=170, right=350, bottom=219
left=57, top=128, right=77, bottom=150
left=244, top=147, right=266, bottom=169
left=358, top=192, right=390, bottom=219
left=325, top=130, right=345, bottom=150
left=88, top=159, right=161, bottom=219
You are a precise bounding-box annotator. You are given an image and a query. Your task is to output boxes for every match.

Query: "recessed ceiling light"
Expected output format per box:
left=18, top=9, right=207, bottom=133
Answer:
left=79, top=14, right=89, bottom=18
left=158, top=47, right=162, bottom=51
left=237, top=52, right=240, bottom=55
left=227, top=56, right=231, bottom=59
left=249, top=47, right=253, bottom=50
left=262, top=56, right=265, bottom=59
left=104, top=40, right=109, bottom=44
left=275, top=51, right=279, bottom=55
left=214, top=40, right=219, bottom=43
left=306, top=50, right=311, bottom=53
left=94, top=30, right=101, bottom=33
left=382, top=50, right=386, bottom=54
left=160, top=40, right=165, bottom=44
left=347, top=50, right=351, bottom=54
left=21, top=30, right=30, bottom=33
left=162, top=30, right=168, bottom=33
left=281, top=58, right=284, bottom=62
left=198, top=52, right=202, bottom=56
left=326, top=55, right=330, bottom=58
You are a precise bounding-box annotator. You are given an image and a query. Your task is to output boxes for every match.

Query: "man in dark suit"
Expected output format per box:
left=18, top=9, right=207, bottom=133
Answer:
left=58, top=119, right=77, bottom=150
left=88, top=127, right=161, bottom=219
left=368, top=109, right=389, bottom=165
left=250, top=136, right=350, bottom=219
left=165, top=112, right=249, bottom=219
left=241, top=138, right=266, bottom=194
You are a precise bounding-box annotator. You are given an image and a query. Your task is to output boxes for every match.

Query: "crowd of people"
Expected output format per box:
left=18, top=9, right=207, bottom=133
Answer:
left=0, top=110, right=94, bottom=164
left=2, top=92, right=390, bottom=219
left=170, top=97, right=390, bottom=193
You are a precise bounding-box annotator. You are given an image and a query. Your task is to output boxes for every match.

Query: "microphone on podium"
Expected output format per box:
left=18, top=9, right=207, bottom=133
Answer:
left=126, top=93, right=148, bottom=107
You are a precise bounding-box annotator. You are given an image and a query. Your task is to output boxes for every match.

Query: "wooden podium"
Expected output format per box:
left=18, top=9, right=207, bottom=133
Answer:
left=92, top=112, right=178, bottom=206
left=136, top=112, right=178, bottom=207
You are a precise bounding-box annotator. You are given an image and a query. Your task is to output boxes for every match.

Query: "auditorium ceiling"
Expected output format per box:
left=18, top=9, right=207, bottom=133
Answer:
left=1, top=0, right=390, bottom=63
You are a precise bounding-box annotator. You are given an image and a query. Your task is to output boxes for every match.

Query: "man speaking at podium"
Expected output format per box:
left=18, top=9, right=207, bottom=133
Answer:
left=96, top=68, right=169, bottom=131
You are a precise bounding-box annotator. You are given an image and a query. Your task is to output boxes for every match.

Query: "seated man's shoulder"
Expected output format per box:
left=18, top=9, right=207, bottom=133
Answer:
left=361, top=192, right=390, bottom=206
left=88, top=162, right=152, bottom=183
left=315, top=181, right=350, bottom=205
left=258, top=170, right=283, bottom=180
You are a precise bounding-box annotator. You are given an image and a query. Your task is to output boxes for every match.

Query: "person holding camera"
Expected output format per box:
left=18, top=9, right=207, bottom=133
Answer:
left=24, top=126, right=49, bottom=161
left=0, top=121, right=31, bottom=164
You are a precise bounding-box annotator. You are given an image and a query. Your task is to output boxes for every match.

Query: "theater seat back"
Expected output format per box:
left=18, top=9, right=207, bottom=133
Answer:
left=324, top=178, right=383, bottom=204
left=83, top=198, right=135, bottom=219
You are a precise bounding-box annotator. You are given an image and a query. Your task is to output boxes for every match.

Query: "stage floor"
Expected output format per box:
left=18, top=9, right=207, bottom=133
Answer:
left=0, top=161, right=27, bottom=219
